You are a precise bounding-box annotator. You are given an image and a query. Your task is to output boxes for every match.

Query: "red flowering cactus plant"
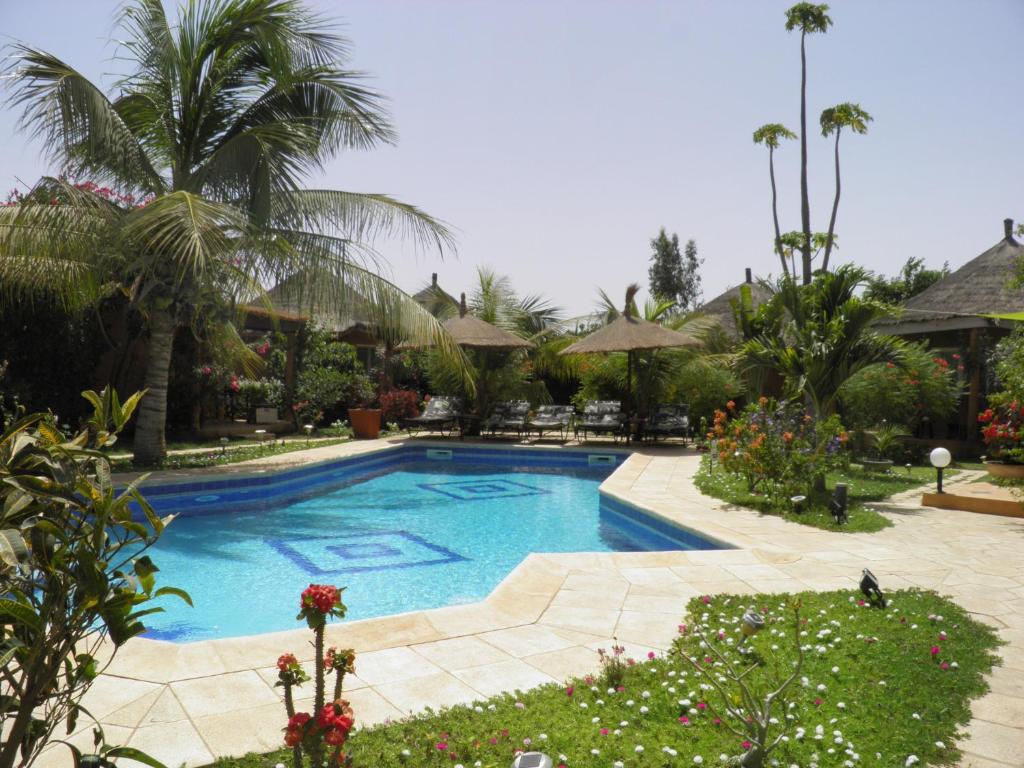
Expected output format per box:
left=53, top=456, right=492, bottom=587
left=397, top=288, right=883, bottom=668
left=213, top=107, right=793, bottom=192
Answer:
left=277, top=584, right=357, bottom=767
left=978, top=402, right=1024, bottom=464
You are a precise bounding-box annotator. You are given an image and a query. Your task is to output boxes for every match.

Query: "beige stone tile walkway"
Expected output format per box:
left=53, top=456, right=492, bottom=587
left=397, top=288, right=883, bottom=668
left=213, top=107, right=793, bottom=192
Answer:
left=36, top=439, right=1024, bottom=766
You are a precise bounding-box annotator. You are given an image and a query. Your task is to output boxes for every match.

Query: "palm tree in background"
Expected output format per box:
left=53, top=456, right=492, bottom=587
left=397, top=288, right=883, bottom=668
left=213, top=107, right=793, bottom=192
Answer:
left=784, top=2, right=833, bottom=284
left=0, top=0, right=463, bottom=463
left=819, top=102, right=872, bottom=271
left=753, top=123, right=798, bottom=278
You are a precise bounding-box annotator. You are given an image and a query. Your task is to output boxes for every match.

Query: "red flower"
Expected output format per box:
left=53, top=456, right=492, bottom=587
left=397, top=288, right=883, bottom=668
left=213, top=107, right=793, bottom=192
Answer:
left=288, top=712, right=311, bottom=729
left=324, top=728, right=346, bottom=746
left=284, top=728, right=302, bottom=747
left=277, top=653, right=297, bottom=672
left=301, top=584, right=341, bottom=614
left=565, top=685, right=574, bottom=697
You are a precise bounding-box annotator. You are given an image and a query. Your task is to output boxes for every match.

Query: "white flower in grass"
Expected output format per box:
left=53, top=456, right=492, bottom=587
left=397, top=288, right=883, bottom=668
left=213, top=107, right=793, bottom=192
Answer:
left=626, top=699, right=635, bottom=706
left=817, top=683, right=827, bottom=692
left=635, top=745, right=644, bottom=753
left=474, top=706, right=483, bottom=713
left=580, top=702, right=588, bottom=709
left=614, top=729, right=622, bottom=736
left=719, top=756, right=730, bottom=764
left=592, top=716, right=600, bottom=723
left=935, top=741, right=945, bottom=749
left=693, top=757, right=703, bottom=765
left=487, top=703, right=497, bottom=711
left=620, top=720, right=629, bottom=727
left=642, top=690, right=651, bottom=699
left=911, top=713, right=920, bottom=720
left=559, top=756, right=568, bottom=763
left=905, top=756, right=919, bottom=767
left=597, top=699, right=605, bottom=705
left=590, top=749, right=600, bottom=756
left=837, top=702, right=846, bottom=709
left=831, top=666, right=840, bottom=674
left=951, top=661, right=959, bottom=669
left=640, top=706, right=649, bottom=714
left=613, top=761, right=622, bottom=768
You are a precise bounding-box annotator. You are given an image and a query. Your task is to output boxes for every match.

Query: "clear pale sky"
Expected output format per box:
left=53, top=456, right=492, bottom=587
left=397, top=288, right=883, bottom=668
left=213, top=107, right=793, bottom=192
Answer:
left=1, top=0, right=1021, bottom=317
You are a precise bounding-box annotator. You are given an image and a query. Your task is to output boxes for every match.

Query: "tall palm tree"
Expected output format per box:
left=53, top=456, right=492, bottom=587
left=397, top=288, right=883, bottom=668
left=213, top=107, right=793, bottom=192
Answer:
left=819, top=102, right=872, bottom=271
left=784, top=2, right=833, bottom=284
left=738, top=264, right=905, bottom=418
left=753, top=123, right=798, bottom=278
left=0, top=0, right=462, bottom=463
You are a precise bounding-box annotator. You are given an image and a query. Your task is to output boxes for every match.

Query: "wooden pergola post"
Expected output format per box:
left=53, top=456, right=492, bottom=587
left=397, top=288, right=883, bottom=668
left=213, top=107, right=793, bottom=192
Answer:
left=966, top=327, right=981, bottom=442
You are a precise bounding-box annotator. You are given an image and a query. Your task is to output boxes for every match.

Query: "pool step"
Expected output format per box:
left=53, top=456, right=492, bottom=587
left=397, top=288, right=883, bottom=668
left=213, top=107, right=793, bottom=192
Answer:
left=426, top=448, right=454, bottom=460
left=588, top=454, right=616, bottom=466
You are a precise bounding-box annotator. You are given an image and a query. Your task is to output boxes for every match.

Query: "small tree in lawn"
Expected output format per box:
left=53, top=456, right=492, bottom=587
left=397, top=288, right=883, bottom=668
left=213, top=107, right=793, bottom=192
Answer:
left=278, top=585, right=356, bottom=768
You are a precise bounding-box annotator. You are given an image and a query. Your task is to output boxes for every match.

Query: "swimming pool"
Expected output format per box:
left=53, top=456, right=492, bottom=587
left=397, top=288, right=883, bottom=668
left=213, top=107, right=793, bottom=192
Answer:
left=137, top=446, right=722, bottom=642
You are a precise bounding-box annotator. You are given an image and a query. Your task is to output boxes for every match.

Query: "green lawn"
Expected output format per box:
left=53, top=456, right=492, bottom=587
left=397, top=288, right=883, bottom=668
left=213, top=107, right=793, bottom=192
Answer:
left=694, top=456, right=947, bottom=533
left=208, top=589, right=999, bottom=768
left=109, top=437, right=351, bottom=471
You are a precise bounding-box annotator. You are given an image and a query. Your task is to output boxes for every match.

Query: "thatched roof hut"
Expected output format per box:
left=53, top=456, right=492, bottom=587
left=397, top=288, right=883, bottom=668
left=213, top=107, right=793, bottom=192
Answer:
left=443, top=294, right=535, bottom=350
left=875, top=219, right=1024, bottom=336
left=698, top=268, right=774, bottom=340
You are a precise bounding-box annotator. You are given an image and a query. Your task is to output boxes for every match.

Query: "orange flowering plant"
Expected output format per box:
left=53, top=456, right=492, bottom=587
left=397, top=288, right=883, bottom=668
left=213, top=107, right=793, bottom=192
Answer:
left=710, top=397, right=848, bottom=504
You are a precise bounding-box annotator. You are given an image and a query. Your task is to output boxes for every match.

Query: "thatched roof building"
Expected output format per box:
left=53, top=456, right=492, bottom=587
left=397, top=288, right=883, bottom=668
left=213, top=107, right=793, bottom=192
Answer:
left=876, top=218, right=1023, bottom=450
left=698, top=268, right=773, bottom=340
left=876, top=219, right=1024, bottom=336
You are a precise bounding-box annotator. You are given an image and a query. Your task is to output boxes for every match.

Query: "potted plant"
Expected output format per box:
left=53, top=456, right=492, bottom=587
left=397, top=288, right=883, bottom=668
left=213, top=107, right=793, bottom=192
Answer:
left=860, top=423, right=907, bottom=472
left=979, top=403, right=1024, bottom=478
left=346, top=375, right=382, bottom=439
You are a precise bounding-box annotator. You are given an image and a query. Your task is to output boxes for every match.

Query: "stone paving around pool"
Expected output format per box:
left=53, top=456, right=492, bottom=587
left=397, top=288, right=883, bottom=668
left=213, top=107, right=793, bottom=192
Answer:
left=43, top=439, right=1024, bottom=768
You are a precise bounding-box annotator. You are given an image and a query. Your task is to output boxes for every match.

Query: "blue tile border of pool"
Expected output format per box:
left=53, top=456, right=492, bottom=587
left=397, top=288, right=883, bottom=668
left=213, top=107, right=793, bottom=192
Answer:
left=130, top=442, right=730, bottom=553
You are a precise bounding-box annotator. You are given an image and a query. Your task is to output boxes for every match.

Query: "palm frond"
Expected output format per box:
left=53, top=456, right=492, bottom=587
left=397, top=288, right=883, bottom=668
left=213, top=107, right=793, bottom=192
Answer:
left=5, top=46, right=165, bottom=192
left=270, top=189, right=456, bottom=256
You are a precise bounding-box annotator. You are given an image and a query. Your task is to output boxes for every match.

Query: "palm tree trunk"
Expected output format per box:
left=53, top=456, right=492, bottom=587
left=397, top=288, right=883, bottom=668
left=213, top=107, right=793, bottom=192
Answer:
left=768, top=146, right=788, bottom=277
left=822, top=129, right=841, bottom=271
left=799, top=32, right=812, bottom=285
left=133, top=308, right=176, bottom=465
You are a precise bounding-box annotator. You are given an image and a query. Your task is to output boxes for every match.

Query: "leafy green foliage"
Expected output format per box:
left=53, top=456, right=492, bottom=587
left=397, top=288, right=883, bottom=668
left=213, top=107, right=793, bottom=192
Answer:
left=0, top=389, right=185, bottom=767
left=864, top=258, right=950, bottom=305
left=988, top=325, right=1024, bottom=407
left=738, top=266, right=907, bottom=417
left=295, top=328, right=374, bottom=425
left=838, top=344, right=962, bottom=432
left=207, top=590, right=999, bottom=768
left=647, top=229, right=702, bottom=312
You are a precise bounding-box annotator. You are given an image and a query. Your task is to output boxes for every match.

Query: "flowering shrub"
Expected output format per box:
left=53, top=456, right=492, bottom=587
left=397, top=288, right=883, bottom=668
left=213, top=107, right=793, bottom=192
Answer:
left=279, top=584, right=355, bottom=767
left=978, top=402, right=1024, bottom=463
left=711, top=398, right=848, bottom=504
left=378, top=388, right=421, bottom=422
left=839, top=344, right=962, bottom=431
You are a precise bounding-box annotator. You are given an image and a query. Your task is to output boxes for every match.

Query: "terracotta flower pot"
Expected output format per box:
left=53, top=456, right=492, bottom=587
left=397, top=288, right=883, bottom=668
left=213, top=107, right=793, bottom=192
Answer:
left=984, top=460, right=1024, bottom=479
left=347, top=408, right=382, bottom=440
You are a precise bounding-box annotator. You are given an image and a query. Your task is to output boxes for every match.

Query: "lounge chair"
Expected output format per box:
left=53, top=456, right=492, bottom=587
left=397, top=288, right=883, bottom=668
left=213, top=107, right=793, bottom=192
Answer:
left=528, top=404, right=574, bottom=441
left=574, top=400, right=626, bottom=442
left=644, top=404, right=690, bottom=443
left=400, top=396, right=462, bottom=437
left=484, top=400, right=530, bottom=438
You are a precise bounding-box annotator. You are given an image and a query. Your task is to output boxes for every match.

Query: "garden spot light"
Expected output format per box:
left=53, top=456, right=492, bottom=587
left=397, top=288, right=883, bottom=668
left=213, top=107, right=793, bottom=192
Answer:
left=219, top=436, right=229, bottom=454
left=304, top=423, right=314, bottom=444
left=929, top=447, right=951, bottom=494
left=512, top=753, right=553, bottom=768
left=790, top=495, right=806, bottom=515
left=830, top=483, right=848, bottom=525
left=739, top=608, right=764, bottom=644
left=859, top=568, right=887, bottom=608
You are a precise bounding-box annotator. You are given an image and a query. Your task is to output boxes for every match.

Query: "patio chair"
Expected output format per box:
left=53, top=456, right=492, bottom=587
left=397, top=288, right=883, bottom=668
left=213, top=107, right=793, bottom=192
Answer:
left=400, top=396, right=463, bottom=437
left=527, top=404, right=575, bottom=441
left=574, top=400, right=626, bottom=442
left=486, top=400, right=531, bottom=438
left=644, top=404, right=690, bottom=443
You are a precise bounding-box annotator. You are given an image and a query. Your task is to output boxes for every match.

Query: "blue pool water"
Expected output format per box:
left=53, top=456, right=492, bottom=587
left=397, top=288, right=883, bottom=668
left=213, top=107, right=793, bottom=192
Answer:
left=138, top=448, right=721, bottom=642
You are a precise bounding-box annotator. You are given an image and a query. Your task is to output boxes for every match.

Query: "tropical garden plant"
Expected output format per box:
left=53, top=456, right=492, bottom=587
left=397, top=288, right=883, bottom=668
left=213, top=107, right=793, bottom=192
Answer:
left=738, top=265, right=907, bottom=419
left=0, top=388, right=187, bottom=768
left=0, top=0, right=465, bottom=465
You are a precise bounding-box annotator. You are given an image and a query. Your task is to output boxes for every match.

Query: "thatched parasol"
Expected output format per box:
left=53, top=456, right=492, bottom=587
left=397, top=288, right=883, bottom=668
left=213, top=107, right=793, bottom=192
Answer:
left=442, top=293, right=535, bottom=350
left=560, top=284, right=700, bottom=416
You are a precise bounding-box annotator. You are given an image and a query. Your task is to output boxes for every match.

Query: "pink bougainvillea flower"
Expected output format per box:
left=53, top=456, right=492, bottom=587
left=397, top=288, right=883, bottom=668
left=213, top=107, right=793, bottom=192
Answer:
left=678, top=716, right=690, bottom=725
left=600, top=728, right=609, bottom=736
left=938, top=631, right=947, bottom=641
left=435, top=742, right=448, bottom=751
left=814, top=698, right=823, bottom=706
left=931, top=646, right=941, bottom=657
left=697, top=701, right=707, bottom=710
left=702, top=595, right=712, bottom=604
left=713, top=718, right=722, bottom=726
left=940, top=662, right=950, bottom=670
left=647, top=651, right=656, bottom=660
left=566, top=685, right=574, bottom=697
left=742, top=740, right=752, bottom=750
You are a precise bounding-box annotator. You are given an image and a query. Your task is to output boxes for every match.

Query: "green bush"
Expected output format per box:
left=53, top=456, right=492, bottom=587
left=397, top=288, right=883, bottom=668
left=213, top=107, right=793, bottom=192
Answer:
left=294, top=327, right=374, bottom=425
left=0, top=389, right=187, bottom=767
left=838, top=343, right=961, bottom=431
